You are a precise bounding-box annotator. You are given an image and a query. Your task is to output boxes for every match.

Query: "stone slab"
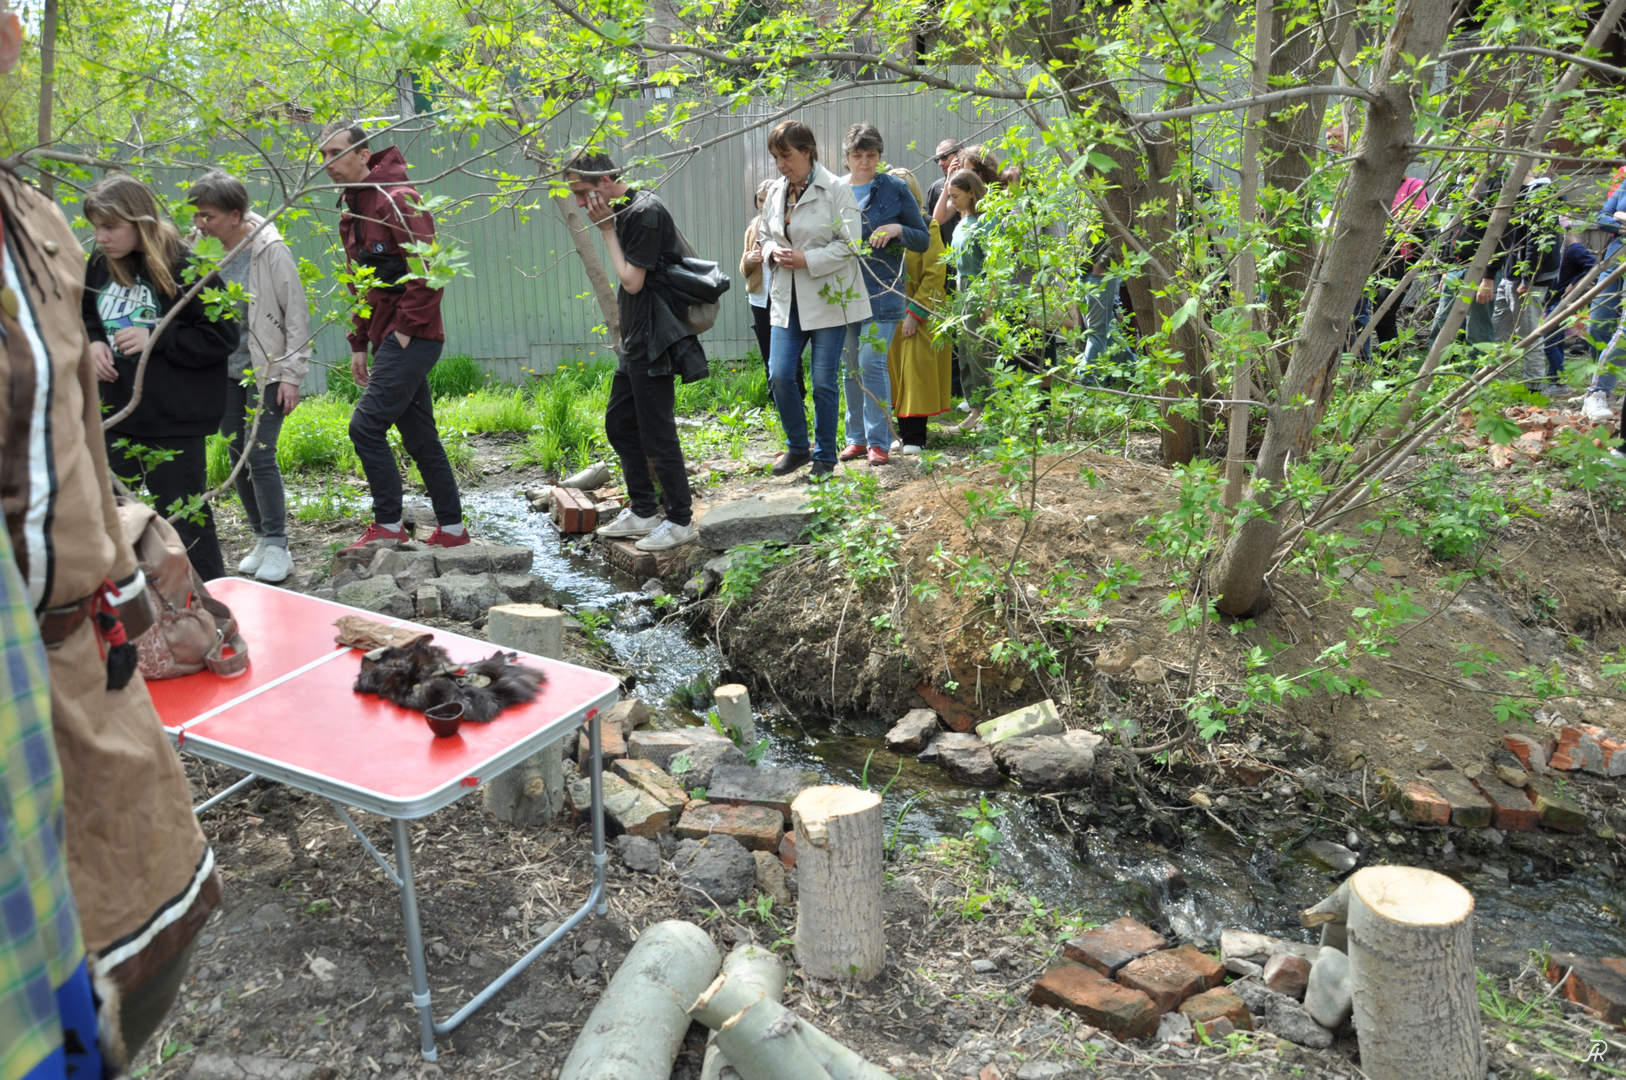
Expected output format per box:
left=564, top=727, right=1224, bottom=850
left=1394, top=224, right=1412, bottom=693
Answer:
left=601, top=536, right=659, bottom=579
left=705, top=764, right=821, bottom=824
left=696, top=493, right=813, bottom=549
left=974, top=698, right=1063, bottom=745
left=1029, top=960, right=1158, bottom=1040
left=1423, top=769, right=1493, bottom=828
left=566, top=772, right=670, bottom=837
left=885, top=708, right=941, bottom=752
left=611, top=758, right=687, bottom=824
left=675, top=801, right=785, bottom=852
left=1396, top=779, right=1450, bottom=825
left=1528, top=777, right=1587, bottom=833
left=1064, top=917, right=1168, bottom=977
left=627, top=727, right=734, bottom=772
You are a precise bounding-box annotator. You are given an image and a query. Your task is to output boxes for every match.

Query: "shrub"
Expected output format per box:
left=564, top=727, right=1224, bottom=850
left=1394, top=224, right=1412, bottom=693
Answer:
left=427, top=353, right=485, bottom=398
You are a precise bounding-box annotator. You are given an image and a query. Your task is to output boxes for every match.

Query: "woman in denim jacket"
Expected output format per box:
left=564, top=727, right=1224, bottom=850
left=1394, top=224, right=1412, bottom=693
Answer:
left=836, top=123, right=928, bottom=465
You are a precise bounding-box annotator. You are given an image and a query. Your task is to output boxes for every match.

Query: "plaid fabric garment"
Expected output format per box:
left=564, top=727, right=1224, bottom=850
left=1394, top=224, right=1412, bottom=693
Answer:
left=0, top=526, right=86, bottom=1080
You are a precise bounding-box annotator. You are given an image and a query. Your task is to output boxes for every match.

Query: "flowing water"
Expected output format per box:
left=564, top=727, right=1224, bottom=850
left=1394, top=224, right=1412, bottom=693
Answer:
left=465, top=490, right=1626, bottom=968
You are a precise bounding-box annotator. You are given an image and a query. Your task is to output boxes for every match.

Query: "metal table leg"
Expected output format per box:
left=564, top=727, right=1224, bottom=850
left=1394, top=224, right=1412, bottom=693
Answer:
left=193, top=772, right=261, bottom=816
left=389, top=708, right=610, bottom=1061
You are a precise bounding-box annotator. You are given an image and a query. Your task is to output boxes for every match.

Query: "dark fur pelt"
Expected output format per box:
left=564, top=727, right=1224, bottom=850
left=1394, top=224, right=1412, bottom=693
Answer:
left=354, top=639, right=546, bottom=722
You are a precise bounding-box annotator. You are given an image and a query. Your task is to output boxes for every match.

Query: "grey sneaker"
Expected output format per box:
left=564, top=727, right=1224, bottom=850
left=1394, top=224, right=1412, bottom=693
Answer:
left=255, top=544, right=294, bottom=584
left=1583, top=389, right=1614, bottom=422
left=237, top=538, right=268, bottom=575
left=635, top=519, right=698, bottom=552
left=597, top=507, right=662, bottom=539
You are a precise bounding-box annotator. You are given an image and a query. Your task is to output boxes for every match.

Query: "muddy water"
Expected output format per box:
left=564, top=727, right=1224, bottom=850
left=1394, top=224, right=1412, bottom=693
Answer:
left=466, top=491, right=1626, bottom=969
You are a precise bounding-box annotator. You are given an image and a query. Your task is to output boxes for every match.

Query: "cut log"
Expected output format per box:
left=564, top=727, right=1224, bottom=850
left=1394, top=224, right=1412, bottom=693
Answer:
left=700, top=945, right=787, bottom=1080
left=714, top=1000, right=832, bottom=1080
left=691, top=974, right=895, bottom=1080
left=484, top=605, right=567, bottom=824
left=1346, top=866, right=1484, bottom=1080
left=791, top=786, right=885, bottom=981
left=713, top=683, right=757, bottom=745
left=562, top=461, right=612, bottom=490
left=557, top=920, right=720, bottom=1080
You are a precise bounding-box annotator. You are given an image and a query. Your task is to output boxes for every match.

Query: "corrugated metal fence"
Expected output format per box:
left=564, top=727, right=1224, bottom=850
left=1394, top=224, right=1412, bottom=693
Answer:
left=235, top=82, right=1057, bottom=391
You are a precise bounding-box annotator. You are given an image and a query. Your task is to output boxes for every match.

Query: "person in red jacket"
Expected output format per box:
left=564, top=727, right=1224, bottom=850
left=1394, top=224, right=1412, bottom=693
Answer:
left=318, top=122, right=468, bottom=549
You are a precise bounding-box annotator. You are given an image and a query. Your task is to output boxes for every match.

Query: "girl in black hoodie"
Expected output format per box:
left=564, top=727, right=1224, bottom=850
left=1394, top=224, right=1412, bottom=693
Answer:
left=82, top=173, right=238, bottom=580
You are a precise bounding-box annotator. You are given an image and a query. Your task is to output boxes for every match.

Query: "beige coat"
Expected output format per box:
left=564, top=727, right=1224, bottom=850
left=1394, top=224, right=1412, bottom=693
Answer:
left=192, top=211, right=311, bottom=386
left=759, top=162, right=872, bottom=331
left=0, top=167, right=220, bottom=1050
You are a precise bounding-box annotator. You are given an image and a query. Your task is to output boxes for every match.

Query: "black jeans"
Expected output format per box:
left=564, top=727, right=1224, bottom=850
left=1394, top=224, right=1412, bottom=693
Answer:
left=753, top=302, right=806, bottom=400
left=897, top=414, right=928, bottom=446
left=107, top=432, right=226, bottom=581
left=348, top=335, right=462, bottom=526
left=605, top=362, right=691, bottom=526
left=221, top=379, right=288, bottom=543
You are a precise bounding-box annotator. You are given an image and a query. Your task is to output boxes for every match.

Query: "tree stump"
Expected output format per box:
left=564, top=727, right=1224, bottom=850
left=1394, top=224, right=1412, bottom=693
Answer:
left=483, top=605, right=566, bottom=825
left=713, top=683, right=756, bottom=745
left=558, top=920, right=720, bottom=1080
left=791, top=785, right=884, bottom=981
left=1347, top=866, right=1484, bottom=1080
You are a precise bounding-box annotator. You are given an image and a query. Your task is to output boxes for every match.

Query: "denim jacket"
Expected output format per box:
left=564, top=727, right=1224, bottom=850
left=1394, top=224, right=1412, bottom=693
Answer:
left=846, top=171, right=929, bottom=321
left=1597, top=178, right=1626, bottom=262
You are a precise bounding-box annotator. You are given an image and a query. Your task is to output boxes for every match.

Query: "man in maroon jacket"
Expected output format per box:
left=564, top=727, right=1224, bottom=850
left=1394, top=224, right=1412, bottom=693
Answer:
left=319, top=122, right=468, bottom=549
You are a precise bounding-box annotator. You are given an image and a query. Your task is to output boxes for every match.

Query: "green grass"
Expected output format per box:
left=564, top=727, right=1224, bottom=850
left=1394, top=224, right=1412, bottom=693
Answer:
left=437, top=387, right=537, bottom=434
left=426, top=353, right=485, bottom=397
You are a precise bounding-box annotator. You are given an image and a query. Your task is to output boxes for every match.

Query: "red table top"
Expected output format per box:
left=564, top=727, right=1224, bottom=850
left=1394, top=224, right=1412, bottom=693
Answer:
left=153, top=579, right=620, bottom=816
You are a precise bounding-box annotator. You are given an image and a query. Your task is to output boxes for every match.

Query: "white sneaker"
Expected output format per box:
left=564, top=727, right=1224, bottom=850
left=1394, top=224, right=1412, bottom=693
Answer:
left=901, top=444, right=924, bottom=455
left=890, top=439, right=902, bottom=451
left=596, top=508, right=661, bottom=539
left=635, top=519, right=698, bottom=552
left=237, top=538, right=268, bottom=575
left=1612, top=448, right=1626, bottom=460
left=255, top=544, right=294, bottom=584
left=957, top=400, right=973, bottom=414
left=1583, top=389, right=1614, bottom=422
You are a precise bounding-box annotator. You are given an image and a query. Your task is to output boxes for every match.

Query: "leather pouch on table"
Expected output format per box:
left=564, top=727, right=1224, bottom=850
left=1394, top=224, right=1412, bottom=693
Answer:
left=115, top=497, right=249, bottom=679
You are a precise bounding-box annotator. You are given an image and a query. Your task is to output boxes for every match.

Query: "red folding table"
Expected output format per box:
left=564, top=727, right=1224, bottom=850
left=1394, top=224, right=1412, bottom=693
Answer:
left=148, top=578, right=620, bottom=1061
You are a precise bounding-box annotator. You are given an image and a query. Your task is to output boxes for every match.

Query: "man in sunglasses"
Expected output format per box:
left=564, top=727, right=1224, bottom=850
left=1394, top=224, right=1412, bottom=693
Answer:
left=924, top=139, right=964, bottom=250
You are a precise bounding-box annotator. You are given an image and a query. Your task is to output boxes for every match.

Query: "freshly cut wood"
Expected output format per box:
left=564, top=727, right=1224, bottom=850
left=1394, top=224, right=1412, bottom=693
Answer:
left=700, top=945, right=786, bottom=1080
left=1346, top=866, right=1484, bottom=1080
left=691, top=975, right=894, bottom=1080
left=792, top=785, right=885, bottom=981
left=483, top=605, right=568, bottom=824
left=713, top=683, right=757, bottom=744
left=558, top=920, right=720, bottom=1080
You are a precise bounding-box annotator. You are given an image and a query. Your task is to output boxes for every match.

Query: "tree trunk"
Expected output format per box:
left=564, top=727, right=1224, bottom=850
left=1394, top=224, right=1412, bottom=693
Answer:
left=36, top=0, right=57, bottom=198
left=558, top=920, right=720, bottom=1080
left=791, top=786, right=885, bottom=981
left=1347, top=866, right=1484, bottom=1080
left=691, top=967, right=896, bottom=1080
left=700, top=945, right=786, bottom=1080
left=483, top=605, right=566, bottom=825
left=1210, top=0, right=1455, bottom=617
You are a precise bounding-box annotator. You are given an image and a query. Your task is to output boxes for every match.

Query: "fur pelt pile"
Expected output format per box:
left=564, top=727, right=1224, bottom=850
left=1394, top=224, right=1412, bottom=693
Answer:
left=353, top=639, right=546, bottom=722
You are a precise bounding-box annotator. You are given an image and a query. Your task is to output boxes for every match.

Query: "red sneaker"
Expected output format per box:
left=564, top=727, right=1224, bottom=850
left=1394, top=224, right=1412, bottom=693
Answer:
left=426, top=527, right=471, bottom=548
left=838, top=443, right=866, bottom=461
left=867, top=447, right=890, bottom=466
left=345, top=522, right=407, bottom=550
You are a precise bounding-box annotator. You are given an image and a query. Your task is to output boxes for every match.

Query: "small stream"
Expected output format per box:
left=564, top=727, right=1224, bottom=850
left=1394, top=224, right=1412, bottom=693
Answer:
left=465, top=491, right=1626, bottom=969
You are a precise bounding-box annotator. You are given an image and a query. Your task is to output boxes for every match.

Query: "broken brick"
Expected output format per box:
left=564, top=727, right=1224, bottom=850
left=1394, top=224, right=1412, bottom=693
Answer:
left=1180, top=986, right=1255, bottom=1036
left=1470, top=775, right=1539, bottom=832
left=550, top=486, right=599, bottom=534
left=1424, top=770, right=1494, bottom=828
left=611, top=758, right=687, bottom=824
left=1544, top=953, right=1626, bottom=1027
left=675, top=801, right=784, bottom=851
left=1503, top=732, right=1552, bottom=774
left=913, top=679, right=980, bottom=733
left=1030, top=961, right=1159, bottom=1040
left=1263, top=952, right=1311, bottom=1000
left=779, top=829, right=795, bottom=868
left=1551, top=725, right=1608, bottom=772
left=577, top=718, right=627, bottom=770
left=1063, top=917, right=1168, bottom=977
left=1528, top=777, right=1587, bottom=833
left=1396, top=780, right=1450, bottom=825
left=1116, top=948, right=1210, bottom=1013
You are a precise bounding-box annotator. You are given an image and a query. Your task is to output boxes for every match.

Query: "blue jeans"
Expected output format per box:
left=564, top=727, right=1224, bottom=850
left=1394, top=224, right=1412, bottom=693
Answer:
left=843, top=317, right=900, bottom=449
left=770, top=306, right=846, bottom=464
left=1428, top=268, right=1499, bottom=347
left=1588, top=243, right=1625, bottom=393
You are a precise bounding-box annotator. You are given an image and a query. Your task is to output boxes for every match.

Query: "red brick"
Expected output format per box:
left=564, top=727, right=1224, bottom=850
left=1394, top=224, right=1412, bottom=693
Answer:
left=1396, top=780, right=1450, bottom=825
left=611, top=758, right=687, bottom=823
left=1168, top=944, right=1224, bottom=990
left=1063, top=917, right=1168, bottom=977
left=1528, top=777, right=1587, bottom=833
left=1545, top=953, right=1626, bottom=1027
left=551, top=486, right=599, bottom=534
left=1504, top=733, right=1552, bottom=774
left=1471, top=775, right=1540, bottom=831
left=676, top=801, right=784, bottom=851
left=1116, top=948, right=1209, bottom=1013
left=913, top=679, right=979, bottom=733
left=1179, top=987, right=1254, bottom=1037
left=1263, top=952, right=1310, bottom=999
left=577, top=718, right=627, bottom=770
left=779, top=830, right=796, bottom=868
left=1551, top=725, right=1606, bottom=772
left=1425, top=770, right=1493, bottom=828
left=1029, top=961, right=1159, bottom=1040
